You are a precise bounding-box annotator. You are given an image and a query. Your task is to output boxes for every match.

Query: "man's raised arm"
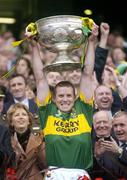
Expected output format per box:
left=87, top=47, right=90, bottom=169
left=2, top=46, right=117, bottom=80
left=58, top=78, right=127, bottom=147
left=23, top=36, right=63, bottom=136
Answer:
left=80, top=25, right=99, bottom=101
left=31, top=41, right=49, bottom=104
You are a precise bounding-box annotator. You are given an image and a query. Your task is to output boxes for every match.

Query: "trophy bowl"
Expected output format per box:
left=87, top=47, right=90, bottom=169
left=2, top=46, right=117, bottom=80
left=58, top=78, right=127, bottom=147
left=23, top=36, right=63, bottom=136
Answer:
left=35, top=15, right=89, bottom=72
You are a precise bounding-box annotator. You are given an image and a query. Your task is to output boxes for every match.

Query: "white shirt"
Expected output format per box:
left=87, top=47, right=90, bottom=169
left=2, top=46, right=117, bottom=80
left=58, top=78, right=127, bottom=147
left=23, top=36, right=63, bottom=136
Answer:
left=119, top=141, right=127, bottom=148
left=14, top=98, right=29, bottom=108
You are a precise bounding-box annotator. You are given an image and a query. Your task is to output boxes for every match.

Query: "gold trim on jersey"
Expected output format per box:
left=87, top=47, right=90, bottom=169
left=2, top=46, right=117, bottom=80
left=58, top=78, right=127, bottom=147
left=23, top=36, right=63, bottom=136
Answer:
left=36, top=91, right=51, bottom=107
left=79, top=92, right=93, bottom=106
left=43, top=114, right=91, bottom=136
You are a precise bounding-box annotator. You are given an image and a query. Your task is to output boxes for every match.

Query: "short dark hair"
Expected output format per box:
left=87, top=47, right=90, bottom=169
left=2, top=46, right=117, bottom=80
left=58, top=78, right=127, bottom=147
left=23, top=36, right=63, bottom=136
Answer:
left=9, top=74, right=27, bottom=85
left=53, top=81, right=76, bottom=97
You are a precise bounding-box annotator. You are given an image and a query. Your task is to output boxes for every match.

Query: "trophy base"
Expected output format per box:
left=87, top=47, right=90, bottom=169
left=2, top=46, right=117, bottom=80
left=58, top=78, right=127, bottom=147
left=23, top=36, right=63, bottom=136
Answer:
left=44, top=62, right=81, bottom=72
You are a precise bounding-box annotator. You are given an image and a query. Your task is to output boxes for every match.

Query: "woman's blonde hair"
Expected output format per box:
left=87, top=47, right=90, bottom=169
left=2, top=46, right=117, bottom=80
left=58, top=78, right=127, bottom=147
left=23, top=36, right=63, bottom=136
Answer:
left=7, top=103, right=33, bottom=127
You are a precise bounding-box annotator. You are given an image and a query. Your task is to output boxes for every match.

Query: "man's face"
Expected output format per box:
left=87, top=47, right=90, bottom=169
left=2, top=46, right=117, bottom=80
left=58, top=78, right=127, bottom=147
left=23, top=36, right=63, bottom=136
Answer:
left=95, top=85, right=113, bottom=110
left=55, top=86, right=75, bottom=113
left=113, top=114, right=127, bottom=142
left=0, top=97, right=4, bottom=113
left=93, top=111, right=112, bottom=137
left=46, top=72, right=63, bottom=87
left=9, top=77, right=26, bottom=100
left=67, top=69, right=81, bottom=86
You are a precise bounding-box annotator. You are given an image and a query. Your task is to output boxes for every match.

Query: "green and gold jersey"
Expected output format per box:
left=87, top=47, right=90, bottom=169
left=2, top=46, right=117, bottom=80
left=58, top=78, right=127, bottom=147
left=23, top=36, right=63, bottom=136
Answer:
left=37, top=92, right=93, bottom=171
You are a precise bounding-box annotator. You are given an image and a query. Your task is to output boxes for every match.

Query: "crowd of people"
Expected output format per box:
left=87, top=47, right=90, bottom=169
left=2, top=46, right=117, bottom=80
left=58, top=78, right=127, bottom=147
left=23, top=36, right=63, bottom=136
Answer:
left=0, top=19, right=127, bottom=180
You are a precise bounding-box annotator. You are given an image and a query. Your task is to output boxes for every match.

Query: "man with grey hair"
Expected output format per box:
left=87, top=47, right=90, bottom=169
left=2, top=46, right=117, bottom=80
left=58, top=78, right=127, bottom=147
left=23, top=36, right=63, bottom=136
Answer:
left=92, top=110, right=114, bottom=179
left=93, top=110, right=112, bottom=136
left=93, top=110, right=127, bottom=179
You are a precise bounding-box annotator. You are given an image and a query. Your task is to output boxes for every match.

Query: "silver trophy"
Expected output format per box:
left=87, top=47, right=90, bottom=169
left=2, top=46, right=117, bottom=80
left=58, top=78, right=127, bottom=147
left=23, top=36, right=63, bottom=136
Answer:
left=35, top=15, right=90, bottom=72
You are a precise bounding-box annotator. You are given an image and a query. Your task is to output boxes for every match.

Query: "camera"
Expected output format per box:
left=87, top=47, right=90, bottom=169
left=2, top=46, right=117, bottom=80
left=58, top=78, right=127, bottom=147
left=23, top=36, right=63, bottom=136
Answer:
left=96, top=136, right=111, bottom=141
left=104, top=136, right=111, bottom=141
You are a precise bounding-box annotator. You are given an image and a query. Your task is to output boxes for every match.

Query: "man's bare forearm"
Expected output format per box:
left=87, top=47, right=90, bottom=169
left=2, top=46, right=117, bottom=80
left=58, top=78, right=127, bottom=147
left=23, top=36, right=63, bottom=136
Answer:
left=83, top=41, right=95, bottom=76
left=31, top=43, right=45, bottom=83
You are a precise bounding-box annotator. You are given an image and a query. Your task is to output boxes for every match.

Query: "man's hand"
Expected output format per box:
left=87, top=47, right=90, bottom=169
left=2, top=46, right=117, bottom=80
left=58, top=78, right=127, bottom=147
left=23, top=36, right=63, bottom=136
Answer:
left=88, top=24, right=99, bottom=42
left=100, top=22, right=110, bottom=37
left=99, top=22, right=110, bottom=48
left=28, top=38, right=41, bottom=51
left=94, top=139, right=106, bottom=157
left=99, top=137, right=120, bottom=154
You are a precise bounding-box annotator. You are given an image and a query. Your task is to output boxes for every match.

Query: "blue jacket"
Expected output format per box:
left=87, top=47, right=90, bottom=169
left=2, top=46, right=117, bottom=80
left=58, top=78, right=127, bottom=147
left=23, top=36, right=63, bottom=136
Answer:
left=3, top=98, right=38, bottom=115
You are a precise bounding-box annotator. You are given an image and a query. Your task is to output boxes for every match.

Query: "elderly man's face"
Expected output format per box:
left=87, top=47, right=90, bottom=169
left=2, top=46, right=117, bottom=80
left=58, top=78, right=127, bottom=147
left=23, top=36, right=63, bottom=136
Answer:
left=93, top=111, right=112, bottom=138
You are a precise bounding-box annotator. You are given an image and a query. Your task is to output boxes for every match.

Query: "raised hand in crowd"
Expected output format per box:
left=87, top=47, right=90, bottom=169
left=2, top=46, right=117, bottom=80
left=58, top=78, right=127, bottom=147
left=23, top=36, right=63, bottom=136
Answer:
left=99, top=22, right=110, bottom=48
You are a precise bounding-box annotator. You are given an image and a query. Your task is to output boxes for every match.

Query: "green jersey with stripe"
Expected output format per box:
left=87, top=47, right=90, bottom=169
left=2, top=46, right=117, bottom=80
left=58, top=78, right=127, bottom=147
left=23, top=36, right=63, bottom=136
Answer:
left=38, top=93, right=93, bottom=171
